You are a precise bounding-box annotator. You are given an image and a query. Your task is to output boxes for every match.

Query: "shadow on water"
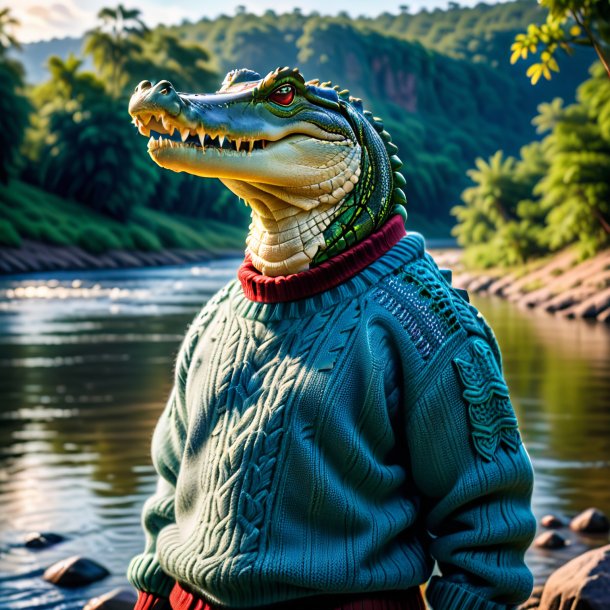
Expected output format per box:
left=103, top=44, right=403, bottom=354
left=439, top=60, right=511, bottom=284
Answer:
left=0, top=262, right=608, bottom=607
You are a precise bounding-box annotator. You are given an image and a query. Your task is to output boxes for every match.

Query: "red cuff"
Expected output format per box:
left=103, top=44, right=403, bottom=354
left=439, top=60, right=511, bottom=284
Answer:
left=134, top=590, right=170, bottom=610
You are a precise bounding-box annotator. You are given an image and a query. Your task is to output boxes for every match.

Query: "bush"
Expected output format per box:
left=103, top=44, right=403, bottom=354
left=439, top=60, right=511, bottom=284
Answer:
left=128, top=225, right=162, bottom=252
left=76, top=225, right=123, bottom=253
left=0, top=219, right=21, bottom=247
left=37, top=220, right=73, bottom=246
left=156, top=223, right=190, bottom=248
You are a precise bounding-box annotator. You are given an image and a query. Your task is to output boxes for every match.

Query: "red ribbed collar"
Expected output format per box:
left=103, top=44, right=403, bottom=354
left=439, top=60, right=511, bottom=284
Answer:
left=238, top=215, right=406, bottom=303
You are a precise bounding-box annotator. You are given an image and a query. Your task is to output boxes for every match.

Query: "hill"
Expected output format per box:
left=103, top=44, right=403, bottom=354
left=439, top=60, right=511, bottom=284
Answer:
left=5, top=0, right=598, bottom=257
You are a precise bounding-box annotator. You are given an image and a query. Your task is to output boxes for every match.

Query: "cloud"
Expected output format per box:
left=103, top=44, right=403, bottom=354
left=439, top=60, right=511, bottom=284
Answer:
left=15, top=0, right=96, bottom=42
left=26, top=3, right=76, bottom=26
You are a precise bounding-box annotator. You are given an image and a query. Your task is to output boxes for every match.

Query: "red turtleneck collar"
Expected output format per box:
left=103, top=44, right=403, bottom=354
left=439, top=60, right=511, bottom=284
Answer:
left=237, top=215, right=406, bottom=304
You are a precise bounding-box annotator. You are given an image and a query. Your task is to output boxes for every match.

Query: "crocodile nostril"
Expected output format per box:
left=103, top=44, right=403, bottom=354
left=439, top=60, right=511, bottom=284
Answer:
left=135, top=80, right=152, bottom=93
left=156, top=80, right=173, bottom=95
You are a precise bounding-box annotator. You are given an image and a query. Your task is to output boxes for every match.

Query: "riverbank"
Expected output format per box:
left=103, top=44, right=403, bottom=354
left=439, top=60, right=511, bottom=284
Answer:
left=0, top=239, right=242, bottom=275
left=432, top=247, right=610, bottom=323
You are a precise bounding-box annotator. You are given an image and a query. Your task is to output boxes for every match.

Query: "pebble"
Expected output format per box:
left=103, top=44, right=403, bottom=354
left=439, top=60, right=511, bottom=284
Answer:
left=534, top=531, right=567, bottom=550
left=24, top=532, right=66, bottom=549
left=540, top=514, right=564, bottom=529
left=44, top=556, right=110, bottom=587
left=570, top=507, right=610, bottom=534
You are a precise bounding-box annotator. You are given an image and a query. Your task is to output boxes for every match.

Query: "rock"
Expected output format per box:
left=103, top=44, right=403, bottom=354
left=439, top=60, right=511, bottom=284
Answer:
left=534, top=531, right=567, bottom=549
left=570, top=508, right=610, bottom=534
left=538, top=544, right=610, bottom=610
left=83, top=588, right=137, bottom=610
left=24, top=531, right=66, bottom=549
left=518, top=584, right=544, bottom=609
left=541, top=514, right=565, bottom=529
left=467, top=275, right=495, bottom=293
left=44, top=556, right=110, bottom=587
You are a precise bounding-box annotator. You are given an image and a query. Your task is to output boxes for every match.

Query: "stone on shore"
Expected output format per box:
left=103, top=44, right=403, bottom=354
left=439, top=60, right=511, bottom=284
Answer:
left=83, top=588, right=137, bottom=610
left=538, top=544, right=610, bottom=610
left=24, top=531, right=66, bottom=549
left=541, top=514, right=565, bottom=529
left=570, top=508, right=610, bottom=534
left=534, top=531, right=567, bottom=549
left=44, top=556, right=109, bottom=587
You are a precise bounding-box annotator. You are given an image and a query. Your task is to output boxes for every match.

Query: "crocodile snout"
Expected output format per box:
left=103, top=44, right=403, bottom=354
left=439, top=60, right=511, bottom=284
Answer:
left=129, top=79, right=182, bottom=118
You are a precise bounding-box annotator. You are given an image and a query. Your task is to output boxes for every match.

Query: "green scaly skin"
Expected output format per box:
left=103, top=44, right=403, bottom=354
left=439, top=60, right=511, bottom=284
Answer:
left=128, top=66, right=407, bottom=277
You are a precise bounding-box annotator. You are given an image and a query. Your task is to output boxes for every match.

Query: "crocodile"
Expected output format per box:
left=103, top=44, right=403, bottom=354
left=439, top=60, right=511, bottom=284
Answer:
left=128, top=67, right=407, bottom=277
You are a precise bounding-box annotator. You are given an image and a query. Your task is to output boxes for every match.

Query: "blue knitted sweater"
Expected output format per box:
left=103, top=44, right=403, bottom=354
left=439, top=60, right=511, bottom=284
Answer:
left=128, top=233, right=536, bottom=609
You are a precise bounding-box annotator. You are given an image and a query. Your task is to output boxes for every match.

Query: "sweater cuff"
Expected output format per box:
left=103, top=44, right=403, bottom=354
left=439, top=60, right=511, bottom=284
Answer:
left=134, top=590, right=171, bottom=610
left=128, top=553, right=174, bottom=599
left=426, top=577, right=517, bottom=610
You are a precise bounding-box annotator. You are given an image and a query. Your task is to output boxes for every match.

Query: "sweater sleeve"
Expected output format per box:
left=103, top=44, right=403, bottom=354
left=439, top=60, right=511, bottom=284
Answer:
left=406, top=333, right=536, bottom=610
left=127, top=320, right=201, bottom=605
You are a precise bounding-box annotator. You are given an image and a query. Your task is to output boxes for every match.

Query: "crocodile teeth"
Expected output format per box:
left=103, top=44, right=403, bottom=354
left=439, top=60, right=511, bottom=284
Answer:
left=197, top=128, right=205, bottom=147
left=218, top=135, right=225, bottom=147
left=248, top=139, right=254, bottom=153
left=235, top=138, right=242, bottom=152
left=147, top=136, right=155, bottom=150
left=161, top=116, right=175, bottom=135
left=180, top=128, right=190, bottom=142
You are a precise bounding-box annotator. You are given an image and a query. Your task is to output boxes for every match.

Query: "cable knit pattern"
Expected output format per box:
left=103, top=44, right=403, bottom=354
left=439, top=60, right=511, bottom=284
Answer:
left=128, top=232, right=536, bottom=610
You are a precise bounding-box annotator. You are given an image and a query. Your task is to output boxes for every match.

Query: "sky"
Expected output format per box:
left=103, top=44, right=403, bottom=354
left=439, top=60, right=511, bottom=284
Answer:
left=9, top=0, right=509, bottom=44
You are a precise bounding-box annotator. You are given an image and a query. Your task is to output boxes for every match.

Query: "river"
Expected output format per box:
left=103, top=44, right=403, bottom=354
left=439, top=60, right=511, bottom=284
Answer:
left=0, top=258, right=609, bottom=609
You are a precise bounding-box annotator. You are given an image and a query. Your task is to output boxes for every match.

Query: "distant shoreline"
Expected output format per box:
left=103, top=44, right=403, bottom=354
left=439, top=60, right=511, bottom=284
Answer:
left=432, top=248, right=610, bottom=323
left=0, top=239, right=244, bottom=277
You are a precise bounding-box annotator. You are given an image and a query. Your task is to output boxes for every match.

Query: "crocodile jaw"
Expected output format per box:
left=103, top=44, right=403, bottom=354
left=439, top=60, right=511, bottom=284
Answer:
left=149, top=132, right=362, bottom=276
left=222, top=143, right=361, bottom=276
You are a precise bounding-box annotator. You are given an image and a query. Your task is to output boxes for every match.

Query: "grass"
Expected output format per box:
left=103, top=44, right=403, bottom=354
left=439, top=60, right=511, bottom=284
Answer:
left=0, top=179, right=247, bottom=255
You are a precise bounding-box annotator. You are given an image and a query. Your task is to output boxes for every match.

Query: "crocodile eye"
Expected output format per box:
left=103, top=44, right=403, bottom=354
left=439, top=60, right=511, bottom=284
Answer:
left=269, top=84, right=295, bottom=106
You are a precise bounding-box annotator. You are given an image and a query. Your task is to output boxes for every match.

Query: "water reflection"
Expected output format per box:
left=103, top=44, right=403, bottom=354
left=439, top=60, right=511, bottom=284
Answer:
left=473, top=296, right=610, bottom=581
left=0, top=264, right=608, bottom=608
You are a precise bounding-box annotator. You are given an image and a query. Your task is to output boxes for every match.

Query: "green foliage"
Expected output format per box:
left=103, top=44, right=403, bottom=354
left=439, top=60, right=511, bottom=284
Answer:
left=0, top=179, right=246, bottom=255
left=452, top=148, right=548, bottom=267
left=127, top=224, right=162, bottom=251
left=511, top=0, right=610, bottom=84
left=0, top=59, right=30, bottom=183
left=0, top=7, right=20, bottom=53
left=77, top=225, right=123, bottom=253
left=35, top=96, right=158, bottom=219
left=536, top=63, right=610, bottom=256
left=0, top=218, right=21, bottom=247
left=0, top=9, right=30, bottom=183
left=6, top=1, right=602, bottom=254
left=84, top=4, right=149, bottom=98
left=454, top=62, right=610, bottom=267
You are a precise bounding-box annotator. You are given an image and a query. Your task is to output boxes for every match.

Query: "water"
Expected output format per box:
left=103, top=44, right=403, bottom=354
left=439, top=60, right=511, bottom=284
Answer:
left=0, top=260, right=608, bottom=609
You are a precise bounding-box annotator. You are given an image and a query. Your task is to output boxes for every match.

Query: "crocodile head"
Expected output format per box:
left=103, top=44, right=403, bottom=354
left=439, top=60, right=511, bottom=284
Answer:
left=128, top=67, right=406, bottom=276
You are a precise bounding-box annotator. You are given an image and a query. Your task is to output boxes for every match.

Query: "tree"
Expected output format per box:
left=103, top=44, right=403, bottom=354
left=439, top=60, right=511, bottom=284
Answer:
left=131, top=29, right=217, bottom=92
left=29, top=56, right=158, bottom=219
left=0, top=8, right=30, bottom=183
left=0, top=7, right=20, bottom=52
left=536, top=63, right=610, bottom=256
left=83, top=4, right=149, bottom=98
left=511, top=0, right=610, bottom=83
left=453, top=62, right=609, bottom=266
